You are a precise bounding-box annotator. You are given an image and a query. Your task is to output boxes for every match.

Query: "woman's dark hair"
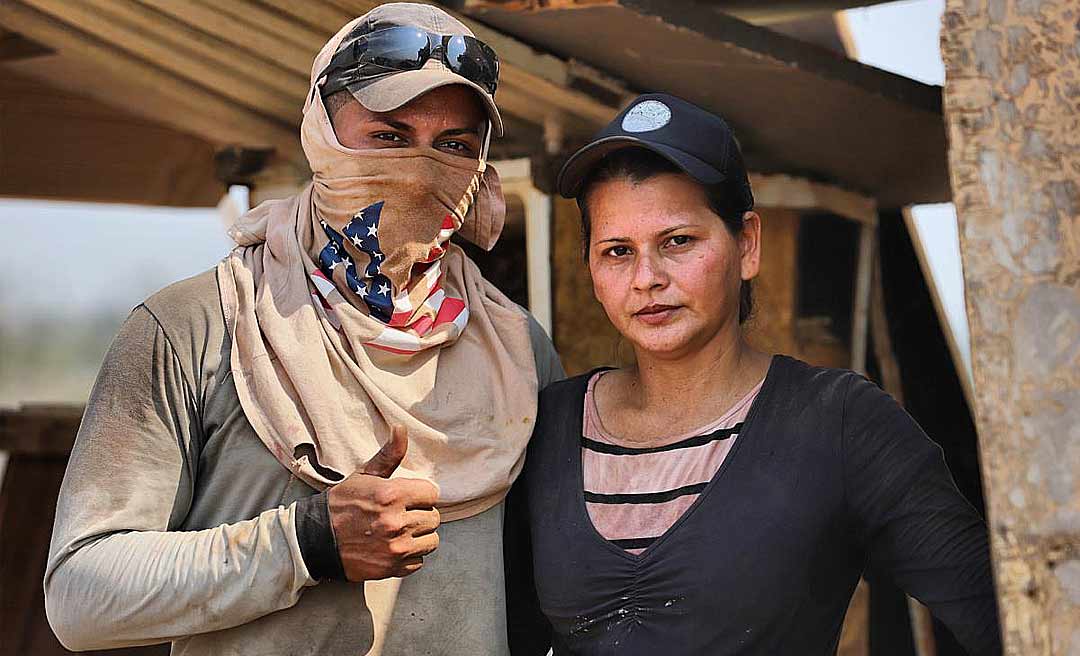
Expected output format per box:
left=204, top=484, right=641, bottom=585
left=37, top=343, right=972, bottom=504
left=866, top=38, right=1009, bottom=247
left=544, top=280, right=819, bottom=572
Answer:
left=576, top=147, right=755, bottom=323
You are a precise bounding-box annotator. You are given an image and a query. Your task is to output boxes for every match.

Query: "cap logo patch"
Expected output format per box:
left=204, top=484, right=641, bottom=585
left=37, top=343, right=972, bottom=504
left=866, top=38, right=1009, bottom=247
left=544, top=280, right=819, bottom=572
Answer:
left=621, top=100, right=671, bottom=133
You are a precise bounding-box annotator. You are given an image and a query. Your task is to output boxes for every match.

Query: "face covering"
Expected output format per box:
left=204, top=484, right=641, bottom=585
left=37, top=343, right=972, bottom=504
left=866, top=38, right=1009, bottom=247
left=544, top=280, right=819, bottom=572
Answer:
left=302, top=90, right=505, bottom=349
left=215, top=14, right=537, bottom=521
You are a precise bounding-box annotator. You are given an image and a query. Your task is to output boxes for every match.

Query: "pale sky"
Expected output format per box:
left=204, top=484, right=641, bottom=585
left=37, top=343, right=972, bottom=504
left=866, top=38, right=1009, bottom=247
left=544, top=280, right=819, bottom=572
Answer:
left=0, top=199, right=231, bottom=325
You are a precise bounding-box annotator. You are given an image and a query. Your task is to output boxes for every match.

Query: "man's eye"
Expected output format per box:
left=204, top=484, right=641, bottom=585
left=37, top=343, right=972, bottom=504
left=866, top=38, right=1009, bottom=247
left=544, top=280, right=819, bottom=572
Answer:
left=439, top=140, right=473, bottom=155
left=374, top=132, right=405, bottom=144
left=666, top=235, right=693, bottom=248
left=604, top=245, right=631, bottom=257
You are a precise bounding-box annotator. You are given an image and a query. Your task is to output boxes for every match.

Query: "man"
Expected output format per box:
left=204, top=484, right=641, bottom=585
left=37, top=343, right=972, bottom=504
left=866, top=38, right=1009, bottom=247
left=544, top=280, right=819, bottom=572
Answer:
left=44, top=4, right=562, bottom=654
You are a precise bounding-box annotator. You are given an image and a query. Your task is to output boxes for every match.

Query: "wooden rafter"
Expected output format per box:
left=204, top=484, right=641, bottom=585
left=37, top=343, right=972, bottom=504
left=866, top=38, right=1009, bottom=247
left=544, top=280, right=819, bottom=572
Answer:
left=0, top=1, right=302, bottom=160
left=20, top=0, right=300, bottom=122
left=0, top=29, right=51, bottom=62
left=0, top=0, right=626, bottom=169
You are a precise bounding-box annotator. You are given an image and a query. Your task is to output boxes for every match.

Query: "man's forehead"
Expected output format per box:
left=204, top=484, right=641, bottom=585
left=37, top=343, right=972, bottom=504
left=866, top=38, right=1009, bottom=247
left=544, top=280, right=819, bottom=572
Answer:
left=365, top=86, right=485, bottom=127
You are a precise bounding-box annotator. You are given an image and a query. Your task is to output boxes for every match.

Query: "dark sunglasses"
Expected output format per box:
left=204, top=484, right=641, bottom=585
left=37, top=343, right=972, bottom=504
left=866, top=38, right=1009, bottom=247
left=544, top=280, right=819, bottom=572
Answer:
left=319, top=27, right=499, bottom=98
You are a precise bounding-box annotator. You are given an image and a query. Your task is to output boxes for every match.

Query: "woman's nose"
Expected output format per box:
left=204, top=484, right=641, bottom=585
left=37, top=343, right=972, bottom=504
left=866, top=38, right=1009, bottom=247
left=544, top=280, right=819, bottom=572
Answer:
left=630, top=251, right=667, bottom=291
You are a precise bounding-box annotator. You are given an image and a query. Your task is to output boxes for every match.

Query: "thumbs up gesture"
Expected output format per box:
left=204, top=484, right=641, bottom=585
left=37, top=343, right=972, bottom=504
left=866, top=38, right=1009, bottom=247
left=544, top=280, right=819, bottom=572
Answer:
left=327, top=426, right=441, bottom=581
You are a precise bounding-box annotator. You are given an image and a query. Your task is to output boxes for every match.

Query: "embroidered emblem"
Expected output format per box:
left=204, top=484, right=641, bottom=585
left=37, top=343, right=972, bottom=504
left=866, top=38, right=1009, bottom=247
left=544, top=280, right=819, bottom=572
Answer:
left=621, top=100, right=672, bottom=133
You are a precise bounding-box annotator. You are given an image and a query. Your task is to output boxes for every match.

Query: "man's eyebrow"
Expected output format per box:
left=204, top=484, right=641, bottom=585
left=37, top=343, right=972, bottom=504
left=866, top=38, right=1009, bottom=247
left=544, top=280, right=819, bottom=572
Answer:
left=595, top=237, right=630, bottom=245
left=373, top=119, right=415, bottom=133
left=438, top=127, right=480, bottom=138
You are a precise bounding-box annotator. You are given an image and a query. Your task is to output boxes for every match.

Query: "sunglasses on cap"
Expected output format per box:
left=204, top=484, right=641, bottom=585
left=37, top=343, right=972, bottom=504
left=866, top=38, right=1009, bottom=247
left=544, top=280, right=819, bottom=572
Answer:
left=319, top=26, right=499, bottom=98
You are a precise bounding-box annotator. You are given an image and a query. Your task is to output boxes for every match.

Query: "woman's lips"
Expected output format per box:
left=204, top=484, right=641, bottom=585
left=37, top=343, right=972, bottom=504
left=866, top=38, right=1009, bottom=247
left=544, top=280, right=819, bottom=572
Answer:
left=633, top=304, right=680, bottom=325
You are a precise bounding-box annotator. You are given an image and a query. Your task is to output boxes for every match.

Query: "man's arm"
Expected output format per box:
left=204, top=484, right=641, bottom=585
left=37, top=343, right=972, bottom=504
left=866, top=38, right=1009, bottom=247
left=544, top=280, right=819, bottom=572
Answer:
left=525, top=313, right=565, bottom=388
left=44, top=307, right=315, bottom=650
left=842, top=373, right=1002, bottom=655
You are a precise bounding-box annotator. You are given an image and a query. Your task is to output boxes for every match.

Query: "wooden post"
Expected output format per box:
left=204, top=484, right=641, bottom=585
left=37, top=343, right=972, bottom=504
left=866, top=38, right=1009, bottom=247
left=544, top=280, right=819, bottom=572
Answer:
left=941, top=1, right=1080, bottom=653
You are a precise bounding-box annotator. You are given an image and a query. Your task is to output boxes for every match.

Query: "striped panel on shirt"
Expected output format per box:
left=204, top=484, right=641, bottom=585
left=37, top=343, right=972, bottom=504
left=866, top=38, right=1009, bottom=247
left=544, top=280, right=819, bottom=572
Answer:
left=582, top=372, right=762, bottom=555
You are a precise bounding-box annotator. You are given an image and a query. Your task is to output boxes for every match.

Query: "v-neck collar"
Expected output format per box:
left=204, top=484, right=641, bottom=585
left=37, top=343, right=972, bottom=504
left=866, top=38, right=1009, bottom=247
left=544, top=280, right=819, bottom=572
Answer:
left=572, top=354, right=786, bottom=563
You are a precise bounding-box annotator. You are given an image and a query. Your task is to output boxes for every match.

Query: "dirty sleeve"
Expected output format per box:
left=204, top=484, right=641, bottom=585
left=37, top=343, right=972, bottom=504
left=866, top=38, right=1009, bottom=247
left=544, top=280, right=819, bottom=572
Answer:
left=43, top=306, right=316, bottom=651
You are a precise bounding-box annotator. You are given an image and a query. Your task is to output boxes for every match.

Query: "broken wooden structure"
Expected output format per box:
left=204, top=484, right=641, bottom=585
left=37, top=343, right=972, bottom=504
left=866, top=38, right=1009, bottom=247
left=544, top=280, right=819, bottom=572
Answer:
left=0, top=1, right=1000, bottom=654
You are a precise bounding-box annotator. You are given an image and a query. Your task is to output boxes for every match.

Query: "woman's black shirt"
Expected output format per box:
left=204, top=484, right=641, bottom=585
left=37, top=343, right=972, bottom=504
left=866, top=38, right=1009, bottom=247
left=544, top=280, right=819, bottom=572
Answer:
left=505, top=355, right=1000, bottom=655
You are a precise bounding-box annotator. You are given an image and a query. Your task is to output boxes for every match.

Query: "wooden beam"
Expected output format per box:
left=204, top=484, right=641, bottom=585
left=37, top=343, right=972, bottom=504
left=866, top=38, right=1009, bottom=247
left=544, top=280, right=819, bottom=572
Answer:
left=0, top=30, right=51, bottom=62
left=19, top=0, right=300, bottom=122
left=0, top=405, right=83, bottom=456
left=320, top=0, right=383, bottom=17
left=132, top=0, right=314, bottom=76
left=0, top=71, right=224, bottom=206
left=203, top=0, right=330, bottom=49
left=259, top=0, right=624, bottom=132
left=749, top=173, right=878, bottom=224
left=256, top=0, right=354, bottom=34
left=81, top=0, right=308, bottom=99
left=849, top=222, right=874, bottom=373
left=0, top=1, right=302, bottom=161
left=868, top=236, right=939, bottom=656
left=943, top=3, right=1080, bottom=648
left=500, top=62, right=615, bottom=127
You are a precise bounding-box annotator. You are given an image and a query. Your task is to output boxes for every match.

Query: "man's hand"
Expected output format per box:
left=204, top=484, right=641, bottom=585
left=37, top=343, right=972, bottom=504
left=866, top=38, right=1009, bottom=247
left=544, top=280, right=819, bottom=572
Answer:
left=327, top=426, right=440, bottom=581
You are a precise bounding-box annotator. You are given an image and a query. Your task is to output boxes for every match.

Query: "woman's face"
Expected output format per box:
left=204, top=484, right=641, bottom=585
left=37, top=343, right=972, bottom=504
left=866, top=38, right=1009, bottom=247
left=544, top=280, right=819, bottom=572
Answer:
left=586, top=173, right=760, bottom=360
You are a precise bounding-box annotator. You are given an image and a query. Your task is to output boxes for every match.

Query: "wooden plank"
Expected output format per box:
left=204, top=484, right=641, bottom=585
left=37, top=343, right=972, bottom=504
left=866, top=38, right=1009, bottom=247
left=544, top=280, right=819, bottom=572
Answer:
left=202, top=0, right=330, bottom=48
left=0, top=30, right=51, bottom=61
left=132, top=0, right=314, bottom=76
left=500, top=63, right=615, bottom=127
left=749, top=173, right=877, bottom=224
left=263, top=0, right=621, bottom=131
left=0, top=71, right=224, bottom=206
left=83, top=0, right=308, bottom=99
left=849, top=222, right=874, bottom=373
left=0, top=1, right=302, bottom=160
left=19, top=0, right=300, bottom=122
left=0, top=454, right=171, bottom=655
left=320, top=0, right=382, bottom=18
left=0, top=405, right=83, bottom=456
left=869, top=245, right=939, bottom=656
left=255, top=0, right=354, bottom=34
left=869, top=239, right=903, bottom=400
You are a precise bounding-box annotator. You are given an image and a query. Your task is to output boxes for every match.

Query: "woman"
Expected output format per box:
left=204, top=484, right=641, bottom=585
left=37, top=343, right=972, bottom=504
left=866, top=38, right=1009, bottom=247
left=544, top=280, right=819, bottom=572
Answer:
left=507, top=94, right=1000, bottom=654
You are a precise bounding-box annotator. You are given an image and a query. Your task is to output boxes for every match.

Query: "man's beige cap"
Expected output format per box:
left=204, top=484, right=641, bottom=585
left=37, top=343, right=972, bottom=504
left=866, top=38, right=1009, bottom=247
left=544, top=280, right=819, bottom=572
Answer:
left=339, top=3, right=503, bottom=136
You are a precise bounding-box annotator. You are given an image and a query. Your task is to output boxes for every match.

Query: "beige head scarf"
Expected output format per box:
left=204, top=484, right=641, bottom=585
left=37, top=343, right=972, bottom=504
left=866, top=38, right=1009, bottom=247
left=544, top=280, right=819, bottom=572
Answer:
left=216, top=12, right=537, bottom=521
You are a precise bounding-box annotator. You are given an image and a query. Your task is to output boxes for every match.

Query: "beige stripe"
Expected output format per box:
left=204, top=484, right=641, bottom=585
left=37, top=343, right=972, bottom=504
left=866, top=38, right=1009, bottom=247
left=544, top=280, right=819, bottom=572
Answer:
left=586, top=494, right=699, bottom=542
left=582, top=439, right=735, bottom=495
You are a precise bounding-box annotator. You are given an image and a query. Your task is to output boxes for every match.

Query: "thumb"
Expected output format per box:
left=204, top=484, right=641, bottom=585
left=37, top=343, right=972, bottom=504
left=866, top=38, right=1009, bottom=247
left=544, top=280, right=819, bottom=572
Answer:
left=360, top=425, right=408, bottom=478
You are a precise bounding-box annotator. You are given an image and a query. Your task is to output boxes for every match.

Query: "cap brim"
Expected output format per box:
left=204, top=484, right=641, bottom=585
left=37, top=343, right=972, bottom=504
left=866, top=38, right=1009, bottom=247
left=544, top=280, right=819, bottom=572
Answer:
left=348, top=68, right=504, bottom=137
left=556, top=136, right=725, bottom=198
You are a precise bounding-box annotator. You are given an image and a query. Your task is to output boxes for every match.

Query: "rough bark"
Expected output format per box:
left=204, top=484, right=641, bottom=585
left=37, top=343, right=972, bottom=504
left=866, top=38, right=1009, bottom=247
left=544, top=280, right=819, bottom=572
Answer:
left=941, top=1, right=1080, bottom=653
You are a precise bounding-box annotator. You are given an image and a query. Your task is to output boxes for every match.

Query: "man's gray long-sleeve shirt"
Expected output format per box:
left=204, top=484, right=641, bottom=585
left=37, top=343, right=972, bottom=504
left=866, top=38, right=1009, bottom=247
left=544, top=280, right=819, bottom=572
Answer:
left=44, top=268, right=563, bottom=655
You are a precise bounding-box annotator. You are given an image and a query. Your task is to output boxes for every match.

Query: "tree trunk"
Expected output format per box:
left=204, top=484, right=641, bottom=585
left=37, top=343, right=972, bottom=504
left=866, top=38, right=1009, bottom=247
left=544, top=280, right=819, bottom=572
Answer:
left=940, top=1, right=1080, bottom=654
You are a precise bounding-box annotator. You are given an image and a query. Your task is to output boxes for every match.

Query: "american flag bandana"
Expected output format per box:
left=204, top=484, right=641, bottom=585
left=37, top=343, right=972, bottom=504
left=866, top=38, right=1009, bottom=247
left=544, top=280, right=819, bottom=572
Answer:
left=310, top=200, right=468, bottom=354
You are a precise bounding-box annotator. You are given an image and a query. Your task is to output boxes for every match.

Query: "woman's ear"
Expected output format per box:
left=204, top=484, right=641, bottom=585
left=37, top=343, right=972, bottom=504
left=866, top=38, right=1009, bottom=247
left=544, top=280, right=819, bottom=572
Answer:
left=739, top=211, right=762, bottom=281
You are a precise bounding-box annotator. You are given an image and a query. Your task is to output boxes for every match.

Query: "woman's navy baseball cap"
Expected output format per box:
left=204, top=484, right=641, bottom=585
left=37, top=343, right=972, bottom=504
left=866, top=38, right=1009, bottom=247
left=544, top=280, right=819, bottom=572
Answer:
left=556, top=93, right=754, bottom=212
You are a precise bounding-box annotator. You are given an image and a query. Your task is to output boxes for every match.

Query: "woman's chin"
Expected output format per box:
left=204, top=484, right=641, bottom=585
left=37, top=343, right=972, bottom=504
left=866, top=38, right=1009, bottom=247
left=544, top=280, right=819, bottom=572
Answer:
left=624, top=324, right=699, bottom=359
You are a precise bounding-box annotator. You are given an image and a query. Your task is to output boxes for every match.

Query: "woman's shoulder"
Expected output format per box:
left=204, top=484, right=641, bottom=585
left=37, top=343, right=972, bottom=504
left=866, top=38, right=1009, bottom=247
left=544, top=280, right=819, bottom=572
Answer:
left=767, top=354, right=871, bottom=409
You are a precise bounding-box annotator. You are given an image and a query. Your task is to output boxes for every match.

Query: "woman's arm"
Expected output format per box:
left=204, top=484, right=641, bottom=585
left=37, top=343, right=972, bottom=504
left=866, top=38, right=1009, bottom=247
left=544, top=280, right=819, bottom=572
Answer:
left=841, top=373, right=1002, bottom=655
left=44, top=307, right=315, bottom=650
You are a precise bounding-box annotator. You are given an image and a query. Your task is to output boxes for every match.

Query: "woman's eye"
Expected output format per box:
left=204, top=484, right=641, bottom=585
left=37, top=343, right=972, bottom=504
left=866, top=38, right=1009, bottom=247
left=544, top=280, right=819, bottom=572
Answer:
left=604, top=245, right=631, bottom=257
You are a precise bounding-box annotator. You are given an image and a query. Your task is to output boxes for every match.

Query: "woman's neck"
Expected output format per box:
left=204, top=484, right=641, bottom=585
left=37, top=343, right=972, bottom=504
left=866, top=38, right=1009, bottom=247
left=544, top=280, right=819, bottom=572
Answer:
left=626, top=330, right=767, bottom=417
